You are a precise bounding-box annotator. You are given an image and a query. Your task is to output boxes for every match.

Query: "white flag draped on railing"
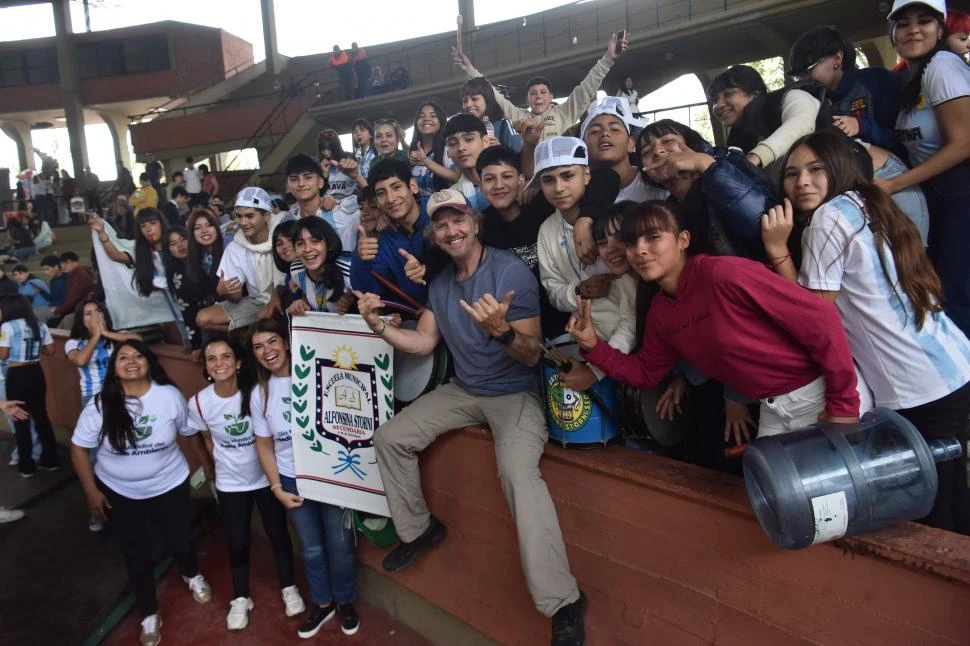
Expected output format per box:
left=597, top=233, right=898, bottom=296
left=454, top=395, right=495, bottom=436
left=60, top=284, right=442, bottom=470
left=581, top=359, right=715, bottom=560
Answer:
left=290, top=312, right=394, bottom=516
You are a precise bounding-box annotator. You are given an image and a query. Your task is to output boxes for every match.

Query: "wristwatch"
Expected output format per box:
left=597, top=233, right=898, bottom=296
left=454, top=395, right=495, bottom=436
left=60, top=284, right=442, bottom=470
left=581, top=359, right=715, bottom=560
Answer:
left=492, top=326, right=516, bottom=345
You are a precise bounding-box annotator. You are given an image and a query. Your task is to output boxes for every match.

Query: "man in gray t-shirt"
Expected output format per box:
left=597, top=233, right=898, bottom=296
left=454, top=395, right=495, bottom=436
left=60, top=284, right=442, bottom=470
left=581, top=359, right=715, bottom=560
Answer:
left=355, top=188, right=587, bottom=644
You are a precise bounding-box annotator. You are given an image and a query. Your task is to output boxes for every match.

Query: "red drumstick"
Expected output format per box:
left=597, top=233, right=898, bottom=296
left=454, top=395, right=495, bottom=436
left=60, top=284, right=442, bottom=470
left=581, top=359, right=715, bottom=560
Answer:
left=371, top=270, right=426, bottom=315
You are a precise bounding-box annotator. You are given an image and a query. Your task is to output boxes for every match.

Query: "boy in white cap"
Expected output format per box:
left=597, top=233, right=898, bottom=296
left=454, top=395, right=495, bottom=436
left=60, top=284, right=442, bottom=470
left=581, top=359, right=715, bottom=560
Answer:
left=534, top=136, right=636, bottom=392
left=197, top=187, right=282, bottom=331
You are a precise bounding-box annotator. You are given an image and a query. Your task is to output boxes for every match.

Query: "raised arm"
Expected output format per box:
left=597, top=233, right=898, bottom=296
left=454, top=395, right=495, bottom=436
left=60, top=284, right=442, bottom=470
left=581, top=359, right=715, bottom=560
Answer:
left=89, top=213, right=132, bottom=265
left=356, top=291, right=441, bottom=356
left=554, top=32, right=627, bottom=127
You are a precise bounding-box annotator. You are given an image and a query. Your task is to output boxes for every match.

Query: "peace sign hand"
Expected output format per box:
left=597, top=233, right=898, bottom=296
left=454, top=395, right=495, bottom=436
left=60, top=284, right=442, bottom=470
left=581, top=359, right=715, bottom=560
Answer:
left=459, top=290, right=514, bottom=337
left=565, top=294, right=599, bottom=351
left=399, top=248, right=427, bottom=285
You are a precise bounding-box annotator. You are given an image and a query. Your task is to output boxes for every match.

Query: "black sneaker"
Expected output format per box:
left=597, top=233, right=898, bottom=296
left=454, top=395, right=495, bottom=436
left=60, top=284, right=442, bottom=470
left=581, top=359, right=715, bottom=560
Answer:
left=297, top=603, right=335, bottom=639
left=338, top=603, right=359, bottom=636
left=551, top=591, right=587, bottom=646
left=381, top=516, right=448, bottom=573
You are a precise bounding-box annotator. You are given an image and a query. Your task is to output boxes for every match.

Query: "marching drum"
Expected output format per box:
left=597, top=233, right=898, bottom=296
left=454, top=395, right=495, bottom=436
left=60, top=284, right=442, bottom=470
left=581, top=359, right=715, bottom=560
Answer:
left=542, top=336, right=619, bottom=449
left=617, top=382, right=691, bottom=447
left=393, top=319, right=451, bottom=410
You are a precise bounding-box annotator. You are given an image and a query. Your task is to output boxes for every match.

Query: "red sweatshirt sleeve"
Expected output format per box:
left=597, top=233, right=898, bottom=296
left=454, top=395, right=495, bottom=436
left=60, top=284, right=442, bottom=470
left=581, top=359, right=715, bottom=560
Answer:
left=717, top=262, right=859, bottom=418
left=54, top=267, right=95, bottom=318
left=583, top=306, right=680, bottom=388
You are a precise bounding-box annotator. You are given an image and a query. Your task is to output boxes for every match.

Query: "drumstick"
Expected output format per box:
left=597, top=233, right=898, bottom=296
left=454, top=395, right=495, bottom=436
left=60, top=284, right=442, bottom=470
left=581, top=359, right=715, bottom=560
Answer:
left=371, top=271, right=425, bottom=313
left=377, top=298, right=420, bottom=316
left=540, top=345, right=566, bottom=367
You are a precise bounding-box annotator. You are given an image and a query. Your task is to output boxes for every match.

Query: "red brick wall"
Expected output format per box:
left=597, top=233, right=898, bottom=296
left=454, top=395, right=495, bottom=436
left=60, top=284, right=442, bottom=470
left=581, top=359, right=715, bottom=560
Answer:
left=42, top=336, right=970, bottom=645
left=220, top=31, right=255, bottom=75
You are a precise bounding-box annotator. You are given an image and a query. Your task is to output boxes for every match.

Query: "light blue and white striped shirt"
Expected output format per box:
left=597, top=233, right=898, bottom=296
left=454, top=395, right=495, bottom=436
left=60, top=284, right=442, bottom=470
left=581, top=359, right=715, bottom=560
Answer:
left=65, top=337, right=112, bottom=398
left=0, top=319, right=53, bottom=363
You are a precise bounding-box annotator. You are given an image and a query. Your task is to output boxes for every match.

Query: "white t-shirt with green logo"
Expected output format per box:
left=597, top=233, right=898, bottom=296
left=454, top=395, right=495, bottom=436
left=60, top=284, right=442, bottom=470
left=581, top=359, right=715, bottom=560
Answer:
left=71, top=383, right=197, bottom=500
left=187, top=385, right=269, bottom=492
left=251, top=375, right=295, bottom=478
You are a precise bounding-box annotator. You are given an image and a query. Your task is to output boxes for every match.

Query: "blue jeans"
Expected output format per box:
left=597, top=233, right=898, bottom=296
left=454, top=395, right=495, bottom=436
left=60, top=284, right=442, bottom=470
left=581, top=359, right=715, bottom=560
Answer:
left=875, top=153, right=930, bottom=246
left=279, top=475, right=356, bottom=606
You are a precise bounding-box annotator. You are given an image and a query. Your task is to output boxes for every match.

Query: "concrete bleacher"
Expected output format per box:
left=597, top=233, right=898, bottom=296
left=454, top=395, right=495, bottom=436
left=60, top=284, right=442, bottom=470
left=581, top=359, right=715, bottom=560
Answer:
left=7, top=222, right=94, bottom=277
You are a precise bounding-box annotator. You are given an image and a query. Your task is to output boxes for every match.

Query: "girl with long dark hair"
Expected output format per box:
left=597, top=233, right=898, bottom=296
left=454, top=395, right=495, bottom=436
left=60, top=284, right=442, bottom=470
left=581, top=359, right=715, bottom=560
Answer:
left=185, top=207, right=225, bottom=298
left=164, top=226, right=205, bottom=350
left=0, top=294, right=57, bottom=477
left=770, top=131, right=970, bottom=534
left=459, top=77, right=523, bottom=153
left=352, top=118, right=377, bottom=179
left=286, top=217, right=351, bottom=315
left=70, top=341, right=211, bottom=646
left=879, top=1, right=970, bottom=338
left=408, top=101, right=460, bottom=196
left=566, top=201, right=861, bottom=437
left=249, top=320, right=359, bottom=638
left=188, top=336, right=304, bottom=630
left=91, top=208, right=169, bottom=297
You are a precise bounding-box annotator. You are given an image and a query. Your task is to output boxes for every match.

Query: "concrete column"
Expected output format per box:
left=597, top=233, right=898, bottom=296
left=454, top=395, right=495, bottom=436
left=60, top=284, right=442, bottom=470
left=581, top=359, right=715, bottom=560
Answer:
left=260, top=0, right=283, bottom=77
left=96, top=110, right=133, bottom=170
left=52, top=0, right=89, bottom=177
left=0, top=120, right=36, bottom=171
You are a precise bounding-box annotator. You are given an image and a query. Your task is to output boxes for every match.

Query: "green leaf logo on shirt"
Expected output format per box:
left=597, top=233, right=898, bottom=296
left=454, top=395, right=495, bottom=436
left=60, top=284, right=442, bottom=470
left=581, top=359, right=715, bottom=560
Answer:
left=134, top=415, right=157, bottom=441
left=282, top=396, right=291, bottom=423
left=222, top=413, right=250, bottom=437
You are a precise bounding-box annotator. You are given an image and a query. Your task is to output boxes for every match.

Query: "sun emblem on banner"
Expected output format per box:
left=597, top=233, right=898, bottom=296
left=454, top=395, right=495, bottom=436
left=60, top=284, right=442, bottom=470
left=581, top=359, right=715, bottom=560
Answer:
left=332, top=344, right=359, bottom=370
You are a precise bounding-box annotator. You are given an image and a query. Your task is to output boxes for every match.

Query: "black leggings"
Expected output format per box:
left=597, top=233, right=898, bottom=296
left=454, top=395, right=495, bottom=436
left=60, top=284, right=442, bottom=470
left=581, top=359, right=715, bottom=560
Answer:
left=897, top=380, right=970, bottom=536
left=7, top=363, right=57, bottom=474
left=218, top=486, right=295, bottom=598
left=103, top=478, right=199, bottom=617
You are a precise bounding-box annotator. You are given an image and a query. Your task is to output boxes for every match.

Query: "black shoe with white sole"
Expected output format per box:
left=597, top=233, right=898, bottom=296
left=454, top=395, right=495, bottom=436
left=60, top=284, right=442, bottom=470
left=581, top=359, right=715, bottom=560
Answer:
left=297, top=603, right=335, bottom=639
left=338, top=603, right=359, bottom=636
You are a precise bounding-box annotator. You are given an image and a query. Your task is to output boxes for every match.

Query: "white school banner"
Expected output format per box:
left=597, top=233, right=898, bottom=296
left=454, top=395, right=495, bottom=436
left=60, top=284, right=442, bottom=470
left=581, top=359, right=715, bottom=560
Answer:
left=290, top=312, right=394, bottom=516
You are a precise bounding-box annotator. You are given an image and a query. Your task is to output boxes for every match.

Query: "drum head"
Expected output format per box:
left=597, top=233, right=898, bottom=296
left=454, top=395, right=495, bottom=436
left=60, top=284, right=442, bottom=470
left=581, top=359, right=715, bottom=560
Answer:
left=636, top=385, right=691, bottom=447
left=394, top=320, right=435, bottom=403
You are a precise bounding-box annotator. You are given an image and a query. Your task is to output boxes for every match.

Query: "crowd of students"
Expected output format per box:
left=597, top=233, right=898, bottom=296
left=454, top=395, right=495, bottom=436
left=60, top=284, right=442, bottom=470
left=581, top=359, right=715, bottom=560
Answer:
left=2, top=2, right=970, bottom=644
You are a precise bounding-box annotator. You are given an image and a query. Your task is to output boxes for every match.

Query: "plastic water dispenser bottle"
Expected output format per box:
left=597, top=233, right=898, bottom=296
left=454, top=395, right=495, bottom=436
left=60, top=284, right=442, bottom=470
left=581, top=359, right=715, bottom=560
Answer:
left=742, top=407, right=962, bottom=549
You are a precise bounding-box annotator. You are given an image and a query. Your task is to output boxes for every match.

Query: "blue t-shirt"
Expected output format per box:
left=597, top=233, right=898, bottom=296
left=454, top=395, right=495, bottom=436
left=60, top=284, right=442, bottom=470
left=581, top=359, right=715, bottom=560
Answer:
left=19, top=278, right=48, bottom=308
left=427, top=247, right=541, bottom=397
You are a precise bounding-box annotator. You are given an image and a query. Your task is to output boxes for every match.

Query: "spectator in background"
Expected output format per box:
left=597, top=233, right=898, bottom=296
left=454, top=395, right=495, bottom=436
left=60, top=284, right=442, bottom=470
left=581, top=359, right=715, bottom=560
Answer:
left=108, top=195, right=136, bottom=240
left=7, top=213, right=36, bottom=261
left=167, top=170, right=185, bottom=201
left=388, top=60, right=411, bottom=92
left=114, top=162, right=136, bottom=197
left=145, top=153, right=164, bottom=194
left=351, top=42, right=370, bottom=99
left=373, top=119, right=409, bottom=163
left=370, top=65, right=386, bottom=94
left=946, top=10, right=970, bottom=63
left=50, top=251, right=95, bottom=329
left=83, top=167, right=101, bottom=209
left=40, top=255, right=68, bottom=312
left=0, top=267, right=18, bottom=296
left=130, top=173, right=159, bottom=216
left=184, top=157, right=203, bottom=203
left=11, top=264, right=50, bottom=319
left=200, top=164, right=219, bottom=203
left=615, top=76, right=640, bottom=112
left=162, top=186, right=189, bottom=227
left=330, top=45, right=353, bottom=100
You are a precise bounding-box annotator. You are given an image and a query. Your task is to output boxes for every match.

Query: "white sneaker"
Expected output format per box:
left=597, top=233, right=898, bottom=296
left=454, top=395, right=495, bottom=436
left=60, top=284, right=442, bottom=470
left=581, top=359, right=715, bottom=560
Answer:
left=88, top=515, right=105, bottom=532
left=183, top=574, right=212, bottom=604
left=0, top=508, right=25, bottom=524
left=139, top=614, right=162, bottom=646
left=282, top=585, right=305, bottom=617
left=226, top=597, right=254, bottom=631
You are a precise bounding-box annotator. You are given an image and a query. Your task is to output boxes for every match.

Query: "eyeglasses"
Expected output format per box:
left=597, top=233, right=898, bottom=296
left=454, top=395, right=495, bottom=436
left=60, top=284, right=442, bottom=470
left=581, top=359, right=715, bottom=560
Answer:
left=794, top=56, right=828, bottom=81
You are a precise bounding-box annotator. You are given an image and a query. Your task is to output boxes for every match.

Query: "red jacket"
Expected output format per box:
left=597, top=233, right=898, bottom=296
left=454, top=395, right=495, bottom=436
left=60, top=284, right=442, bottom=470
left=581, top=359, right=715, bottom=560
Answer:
left=584, top=254, right=859, bottom=418
left=54, top=265, right=95, bottom=318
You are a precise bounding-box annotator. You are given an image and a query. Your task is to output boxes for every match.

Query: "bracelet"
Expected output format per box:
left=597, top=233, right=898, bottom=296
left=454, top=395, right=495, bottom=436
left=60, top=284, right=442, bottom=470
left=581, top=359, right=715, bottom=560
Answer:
left=373, top=320, right=387, bottom=335
left=99, top=236, right=108, bottom=243
left=270, top=483, right=282, bottom=492
left=768, top=254, right=791, bottom=268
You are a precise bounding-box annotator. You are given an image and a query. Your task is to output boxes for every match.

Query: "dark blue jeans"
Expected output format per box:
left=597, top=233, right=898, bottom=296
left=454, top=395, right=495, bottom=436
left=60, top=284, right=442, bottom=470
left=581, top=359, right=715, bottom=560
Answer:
left=279, top=475, right=356, bottom=606
left=924, top=163, right=970, bottom=338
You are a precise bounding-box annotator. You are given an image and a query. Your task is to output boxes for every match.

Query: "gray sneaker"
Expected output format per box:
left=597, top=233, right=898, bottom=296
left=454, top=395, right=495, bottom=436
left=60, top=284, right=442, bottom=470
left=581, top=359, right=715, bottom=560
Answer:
left=139, top=614, right=162, bottom=646
left=183, top=574, right=212, bottom=604
left=0, top=508, right=24, bottom=524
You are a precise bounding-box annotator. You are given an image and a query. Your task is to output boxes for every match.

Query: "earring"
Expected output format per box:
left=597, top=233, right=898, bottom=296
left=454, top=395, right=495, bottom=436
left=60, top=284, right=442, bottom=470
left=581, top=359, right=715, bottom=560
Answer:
left=206, top=375, right=213, bottom=382
left=834, top=63, right=839, bottom=70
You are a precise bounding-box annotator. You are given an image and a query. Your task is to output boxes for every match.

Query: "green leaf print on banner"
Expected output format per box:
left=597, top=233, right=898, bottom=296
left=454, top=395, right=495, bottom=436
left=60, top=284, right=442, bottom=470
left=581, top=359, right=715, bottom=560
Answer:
left=300, top=345, right=315, bottom=362
left=380, top=374, right=393, bottom=390
left=310, top=440, right=323, bottom=453
left=292, top=383, right=308, bottom=398
left=293, top=400, right=307, bottom=414
left=384, top=394, right=394, bottom=409
left=296, top=415, right=309, bottom=429
left=294, top=364, right=311, bottom=380
left=374, top=353, right=389, bottom=370
left=302, top=430, right=314, bottom=441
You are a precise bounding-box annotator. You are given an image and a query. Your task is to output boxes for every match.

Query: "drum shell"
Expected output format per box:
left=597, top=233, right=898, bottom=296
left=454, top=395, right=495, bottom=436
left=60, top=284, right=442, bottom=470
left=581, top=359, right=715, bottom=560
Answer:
left=542, top=359, right=619, bottom=449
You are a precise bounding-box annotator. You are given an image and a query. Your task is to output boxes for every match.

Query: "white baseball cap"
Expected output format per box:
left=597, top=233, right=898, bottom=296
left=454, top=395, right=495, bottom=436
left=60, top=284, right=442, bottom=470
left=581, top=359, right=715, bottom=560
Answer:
left=526, top=136, right=589, bottom=189
left=234, top=186, right=272, bottom=211
left=579, top=95, right=646, bottom=141
left=888, top=0, right=947, bottom=21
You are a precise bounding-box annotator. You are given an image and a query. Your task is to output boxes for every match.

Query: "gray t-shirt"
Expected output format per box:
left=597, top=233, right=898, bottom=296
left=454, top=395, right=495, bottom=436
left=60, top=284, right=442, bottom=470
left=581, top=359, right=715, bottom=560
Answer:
left=428, top=247, right=541, bottom=397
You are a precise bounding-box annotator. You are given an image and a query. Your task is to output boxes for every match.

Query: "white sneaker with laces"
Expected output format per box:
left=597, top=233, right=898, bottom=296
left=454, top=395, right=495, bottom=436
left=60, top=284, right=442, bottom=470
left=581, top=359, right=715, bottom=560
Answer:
left=281, top=585, right=305, bottom=617
left=226, top=597, right=254, bottom=631
left=139, top=614, right=162, bottom=646
left=0, top=508, right=25, bottom=524
left=183, top=574, right=212, bottom=604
